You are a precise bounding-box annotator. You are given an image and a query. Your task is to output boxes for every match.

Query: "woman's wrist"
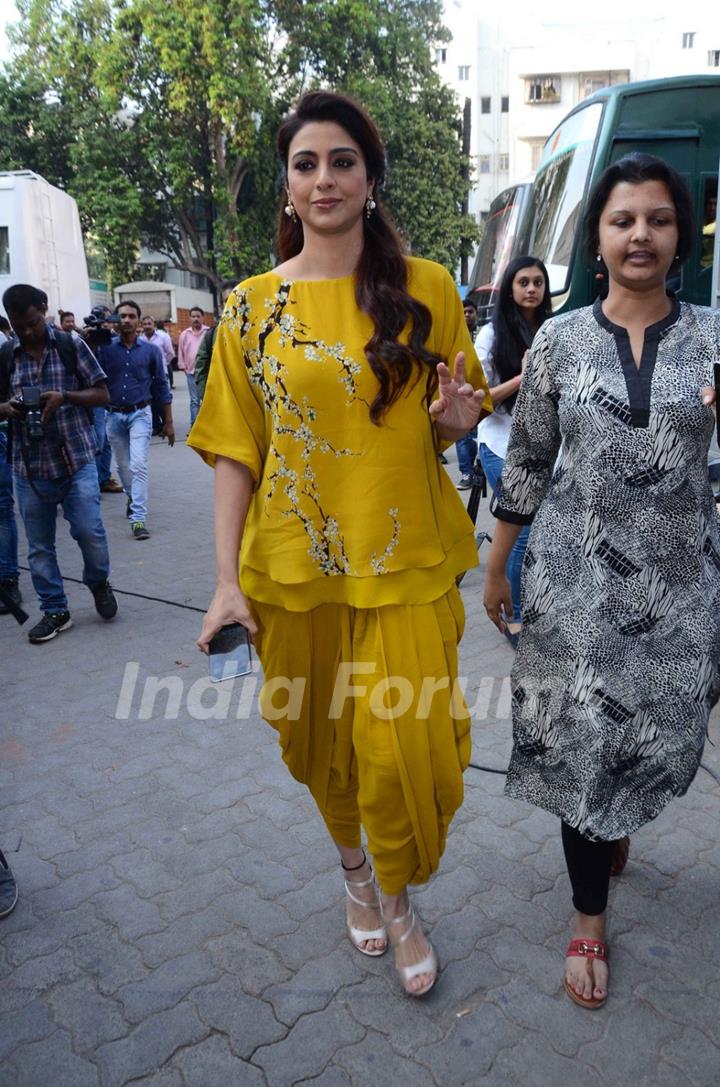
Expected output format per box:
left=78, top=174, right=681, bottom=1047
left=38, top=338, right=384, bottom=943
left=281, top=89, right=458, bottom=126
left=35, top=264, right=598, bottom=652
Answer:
left=215, top=574, right=241, bottom=591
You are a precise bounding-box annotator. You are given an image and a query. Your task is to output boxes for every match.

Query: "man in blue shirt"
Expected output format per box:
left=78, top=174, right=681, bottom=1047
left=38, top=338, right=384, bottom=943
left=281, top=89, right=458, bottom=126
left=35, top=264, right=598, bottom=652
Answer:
left=98, top=301, right=174, bottom=540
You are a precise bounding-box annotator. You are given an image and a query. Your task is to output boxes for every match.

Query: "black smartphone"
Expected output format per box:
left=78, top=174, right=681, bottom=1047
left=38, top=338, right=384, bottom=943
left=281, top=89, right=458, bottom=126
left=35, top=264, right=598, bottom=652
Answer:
left=714, top=364, right=720, bottom=445
left=207, top=622, right=252, bottom=682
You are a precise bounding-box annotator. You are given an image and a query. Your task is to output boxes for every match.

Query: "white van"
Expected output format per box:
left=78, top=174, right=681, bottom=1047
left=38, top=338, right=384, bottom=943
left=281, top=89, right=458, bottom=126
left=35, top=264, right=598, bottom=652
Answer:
left=0, top=171, right=91, bottom=321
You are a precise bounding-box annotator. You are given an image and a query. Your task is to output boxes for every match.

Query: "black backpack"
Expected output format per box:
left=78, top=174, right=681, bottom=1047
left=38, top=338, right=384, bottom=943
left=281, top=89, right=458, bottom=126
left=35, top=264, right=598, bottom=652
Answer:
left=0, top=330, right=89, bottom=403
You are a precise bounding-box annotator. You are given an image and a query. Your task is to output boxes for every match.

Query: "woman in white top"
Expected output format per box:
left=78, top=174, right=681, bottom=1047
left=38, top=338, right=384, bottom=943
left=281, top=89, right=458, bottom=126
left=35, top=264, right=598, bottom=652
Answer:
left=477, top=256, right=552, bottom=646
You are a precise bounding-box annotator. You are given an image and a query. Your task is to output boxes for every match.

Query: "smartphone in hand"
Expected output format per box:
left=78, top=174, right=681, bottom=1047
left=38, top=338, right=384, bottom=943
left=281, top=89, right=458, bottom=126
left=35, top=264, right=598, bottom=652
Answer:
left=207, top=622, right=252, bottom=682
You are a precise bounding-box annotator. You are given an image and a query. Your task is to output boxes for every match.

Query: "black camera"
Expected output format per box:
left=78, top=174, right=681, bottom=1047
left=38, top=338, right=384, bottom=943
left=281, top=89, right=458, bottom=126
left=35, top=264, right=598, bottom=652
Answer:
left=83, top=306, right=119, bottom=346
left=18, top=385, right=43, bottom=442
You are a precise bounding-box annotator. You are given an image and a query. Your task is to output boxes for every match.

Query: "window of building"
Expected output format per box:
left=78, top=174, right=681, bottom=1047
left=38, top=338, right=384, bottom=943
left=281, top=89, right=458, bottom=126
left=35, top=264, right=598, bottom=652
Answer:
left=478, top=155, right=491, bottom=174
left=134, top=262, right=167, bottom=282
left=481, top=96, right=491, bottom=114
left=458, top=65, right=470, bottom=80
left=499, top=153, right=509, bottom=172
left=682, top=31, right=695, bottom=49
left=525, top=76, right=561, bottom=104
left=436, top=48, right=446, bottom=64
left=0, top=227, right=9, bottom=275
left=709, top=49, right=720, bottom=67
left=501, top=95, right=509, bottom=113
left=579, top=71, right=630, bottom=100
left=529, top=140, right=546, bottom=171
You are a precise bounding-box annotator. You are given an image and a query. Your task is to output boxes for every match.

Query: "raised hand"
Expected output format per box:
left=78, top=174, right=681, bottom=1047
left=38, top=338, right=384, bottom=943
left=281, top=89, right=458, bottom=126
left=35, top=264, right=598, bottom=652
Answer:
left=429, top=352, right=487, bottom=439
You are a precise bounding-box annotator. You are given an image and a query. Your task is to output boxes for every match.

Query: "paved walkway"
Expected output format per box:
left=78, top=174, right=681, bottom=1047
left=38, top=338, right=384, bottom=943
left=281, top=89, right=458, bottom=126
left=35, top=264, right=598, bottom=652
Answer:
left=1, top=386, right=719, bottom=1086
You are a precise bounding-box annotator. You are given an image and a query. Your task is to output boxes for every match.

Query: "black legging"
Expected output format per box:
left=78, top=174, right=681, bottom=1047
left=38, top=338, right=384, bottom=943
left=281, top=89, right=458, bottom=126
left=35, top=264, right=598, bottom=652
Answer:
left=561, top=821, right=613, bottom=916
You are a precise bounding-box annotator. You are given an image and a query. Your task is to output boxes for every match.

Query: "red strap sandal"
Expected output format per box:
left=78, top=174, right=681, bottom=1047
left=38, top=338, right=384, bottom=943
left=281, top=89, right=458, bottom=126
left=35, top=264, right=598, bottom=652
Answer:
left=563, top=938, right=609, bottom=1009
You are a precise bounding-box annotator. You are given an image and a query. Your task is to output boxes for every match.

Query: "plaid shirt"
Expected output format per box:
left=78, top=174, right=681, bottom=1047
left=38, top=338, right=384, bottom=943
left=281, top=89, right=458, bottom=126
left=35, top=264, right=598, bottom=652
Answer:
left=9, top=328, right=107, bottom=480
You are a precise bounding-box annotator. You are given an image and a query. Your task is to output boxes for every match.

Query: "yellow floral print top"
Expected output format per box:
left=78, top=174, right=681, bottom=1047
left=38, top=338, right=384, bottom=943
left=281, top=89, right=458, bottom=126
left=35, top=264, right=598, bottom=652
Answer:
left=189, top=256, right=492, bottom=611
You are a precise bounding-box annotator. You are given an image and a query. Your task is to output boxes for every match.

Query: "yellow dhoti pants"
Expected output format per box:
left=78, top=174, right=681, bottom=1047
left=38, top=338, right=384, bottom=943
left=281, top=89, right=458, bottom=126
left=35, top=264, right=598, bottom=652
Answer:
left=252, top=585, right=471, bottom=894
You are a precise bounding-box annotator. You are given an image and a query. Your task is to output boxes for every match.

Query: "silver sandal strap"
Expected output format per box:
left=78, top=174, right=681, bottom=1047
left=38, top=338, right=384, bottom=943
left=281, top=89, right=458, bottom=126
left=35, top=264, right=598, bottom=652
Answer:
left=344, top=875, right=378, bottom=908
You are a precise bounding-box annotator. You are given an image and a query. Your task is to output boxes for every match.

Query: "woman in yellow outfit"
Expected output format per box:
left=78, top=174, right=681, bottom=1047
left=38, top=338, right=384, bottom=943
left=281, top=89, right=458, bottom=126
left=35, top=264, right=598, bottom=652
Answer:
left=191, top=91, right=491, bottom=997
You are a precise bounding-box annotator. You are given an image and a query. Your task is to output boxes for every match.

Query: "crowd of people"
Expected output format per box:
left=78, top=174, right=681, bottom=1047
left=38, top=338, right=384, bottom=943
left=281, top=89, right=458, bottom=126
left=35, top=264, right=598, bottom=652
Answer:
left=0, top=292, right=223, bottom=641
left=2, top=89, right=720, bottom=1013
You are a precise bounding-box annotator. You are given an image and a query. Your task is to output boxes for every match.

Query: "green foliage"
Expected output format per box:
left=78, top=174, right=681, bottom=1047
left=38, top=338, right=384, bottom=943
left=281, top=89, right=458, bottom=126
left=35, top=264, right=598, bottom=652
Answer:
left=0, top=0, right=476, bottom=287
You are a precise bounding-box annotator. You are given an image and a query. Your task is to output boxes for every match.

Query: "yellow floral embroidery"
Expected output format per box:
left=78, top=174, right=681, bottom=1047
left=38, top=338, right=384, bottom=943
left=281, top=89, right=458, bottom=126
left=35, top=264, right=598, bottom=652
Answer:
left=226, top=283, right=400, bottom=576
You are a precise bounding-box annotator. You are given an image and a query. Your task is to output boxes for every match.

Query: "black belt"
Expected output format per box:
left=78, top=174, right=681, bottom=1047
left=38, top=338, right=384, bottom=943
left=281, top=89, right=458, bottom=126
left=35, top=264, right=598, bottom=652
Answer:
left=109, top=401, right=150, bottom=414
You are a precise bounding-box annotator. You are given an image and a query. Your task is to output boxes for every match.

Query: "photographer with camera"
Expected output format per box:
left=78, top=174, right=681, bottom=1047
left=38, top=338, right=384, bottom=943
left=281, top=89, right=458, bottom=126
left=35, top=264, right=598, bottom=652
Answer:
left=80, top=306, right=123, bottom=494
left=0, top=284, right=118, bottom=643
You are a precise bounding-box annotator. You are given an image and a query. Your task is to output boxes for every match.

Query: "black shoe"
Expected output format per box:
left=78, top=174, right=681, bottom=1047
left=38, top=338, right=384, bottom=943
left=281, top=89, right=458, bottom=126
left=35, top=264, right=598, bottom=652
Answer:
left=438, top=453, right=448, bottom=465
left=28, top=611, right=73, bottom=643
left=457, top=474, right=473, bottom=490
left=0, top=849, right=18, bottom=918
left=131, top=521, right=150, bottom=540
left=0, top=578, right=22, bottom=616
left=90, top=580, right=118, bottom=620
left=100, top=476, right=124, bottom=494
left=126, top=497, right=132, bottom=519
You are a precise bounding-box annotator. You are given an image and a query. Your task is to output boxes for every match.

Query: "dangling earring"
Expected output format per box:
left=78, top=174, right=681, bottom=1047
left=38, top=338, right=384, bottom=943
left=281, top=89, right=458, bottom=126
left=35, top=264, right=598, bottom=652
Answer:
left=285, top=194, right=297, bottom=222
left=596, top=252, right=603, bottom=263
left=674, top=254, right=680, bottom=262
left=365, top=194, right=377, bottom=219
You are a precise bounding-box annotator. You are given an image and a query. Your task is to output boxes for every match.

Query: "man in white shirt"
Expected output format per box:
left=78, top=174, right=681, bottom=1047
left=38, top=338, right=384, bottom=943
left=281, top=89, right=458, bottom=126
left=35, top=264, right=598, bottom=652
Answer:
left=177, top=307, right=209, bottom=427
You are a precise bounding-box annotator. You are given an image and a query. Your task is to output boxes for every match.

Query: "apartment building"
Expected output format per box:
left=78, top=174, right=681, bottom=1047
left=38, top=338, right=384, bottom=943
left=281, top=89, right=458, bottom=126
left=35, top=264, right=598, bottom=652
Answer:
left=439, top=3, right=720, bottom=225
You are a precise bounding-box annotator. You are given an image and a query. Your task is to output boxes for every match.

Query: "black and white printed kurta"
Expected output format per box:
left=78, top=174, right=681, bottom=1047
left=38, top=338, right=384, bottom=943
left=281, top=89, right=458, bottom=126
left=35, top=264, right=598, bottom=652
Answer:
left=495, top=299, right=720, bottom=840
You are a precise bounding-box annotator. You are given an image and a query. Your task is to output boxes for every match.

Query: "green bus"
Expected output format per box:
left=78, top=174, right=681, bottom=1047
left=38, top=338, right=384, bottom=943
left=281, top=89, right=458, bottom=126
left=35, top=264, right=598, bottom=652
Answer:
left=467, top=75, right=720, bottom=317
left=521, top=74, right=720, bottom=312
left=465, top=178, right=534, bottom=323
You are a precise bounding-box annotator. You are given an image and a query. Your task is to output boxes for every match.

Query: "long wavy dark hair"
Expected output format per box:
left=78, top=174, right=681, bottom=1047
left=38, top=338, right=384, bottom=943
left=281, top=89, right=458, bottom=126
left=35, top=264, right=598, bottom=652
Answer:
left=492, top=255, right=552, bottom=413
left=276, top=91, right=442, bottom=423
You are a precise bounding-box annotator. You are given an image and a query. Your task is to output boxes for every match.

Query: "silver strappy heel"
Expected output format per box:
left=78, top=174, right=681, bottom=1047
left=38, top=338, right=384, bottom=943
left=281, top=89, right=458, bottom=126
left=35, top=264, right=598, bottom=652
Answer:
left=342, top=854, right=387, bottom=958
left=382, top=901, right=438, bottom=996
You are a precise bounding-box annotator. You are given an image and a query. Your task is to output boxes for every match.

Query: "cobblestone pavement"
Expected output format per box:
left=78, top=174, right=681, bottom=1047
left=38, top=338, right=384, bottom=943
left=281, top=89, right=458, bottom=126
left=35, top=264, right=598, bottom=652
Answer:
left=1, top=386, right=719, bottom=1086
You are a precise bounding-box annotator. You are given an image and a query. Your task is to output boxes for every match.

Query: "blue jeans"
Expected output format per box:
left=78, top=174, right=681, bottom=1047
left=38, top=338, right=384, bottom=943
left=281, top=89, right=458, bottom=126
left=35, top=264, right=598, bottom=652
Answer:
left=14, top=462, right=110, bottom=613
left=479, top=443, right=530, bottom=623
left=455, top=425, right=478, bottom=476
left=0, top=428, right=19, bottom=580
left=186, top=372, right=201, bottom=426
left=106, top=407, right=152, bottom=523
left=93, top=407, right=112, bottom=486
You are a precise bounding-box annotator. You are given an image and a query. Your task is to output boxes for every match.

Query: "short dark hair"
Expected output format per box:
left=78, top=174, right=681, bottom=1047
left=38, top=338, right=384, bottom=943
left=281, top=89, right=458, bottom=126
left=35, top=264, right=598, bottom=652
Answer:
left=2, top=283, right=48, bottom=314
left=115, top=299, right=142, bottom=317
left=190, top=306, right=204, bottom=316
left=583, top=153, right=695, bottom=265
left=463, top=298, right=478, bottom=312
left=60, top=310, right=74, bottom=320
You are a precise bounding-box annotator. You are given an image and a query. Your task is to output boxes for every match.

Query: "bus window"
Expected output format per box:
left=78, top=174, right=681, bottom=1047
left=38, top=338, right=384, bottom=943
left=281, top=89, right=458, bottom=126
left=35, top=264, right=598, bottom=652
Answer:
left=467, top=183, right=531, bottom=320
left=525, top=102, right=603, bottom=294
